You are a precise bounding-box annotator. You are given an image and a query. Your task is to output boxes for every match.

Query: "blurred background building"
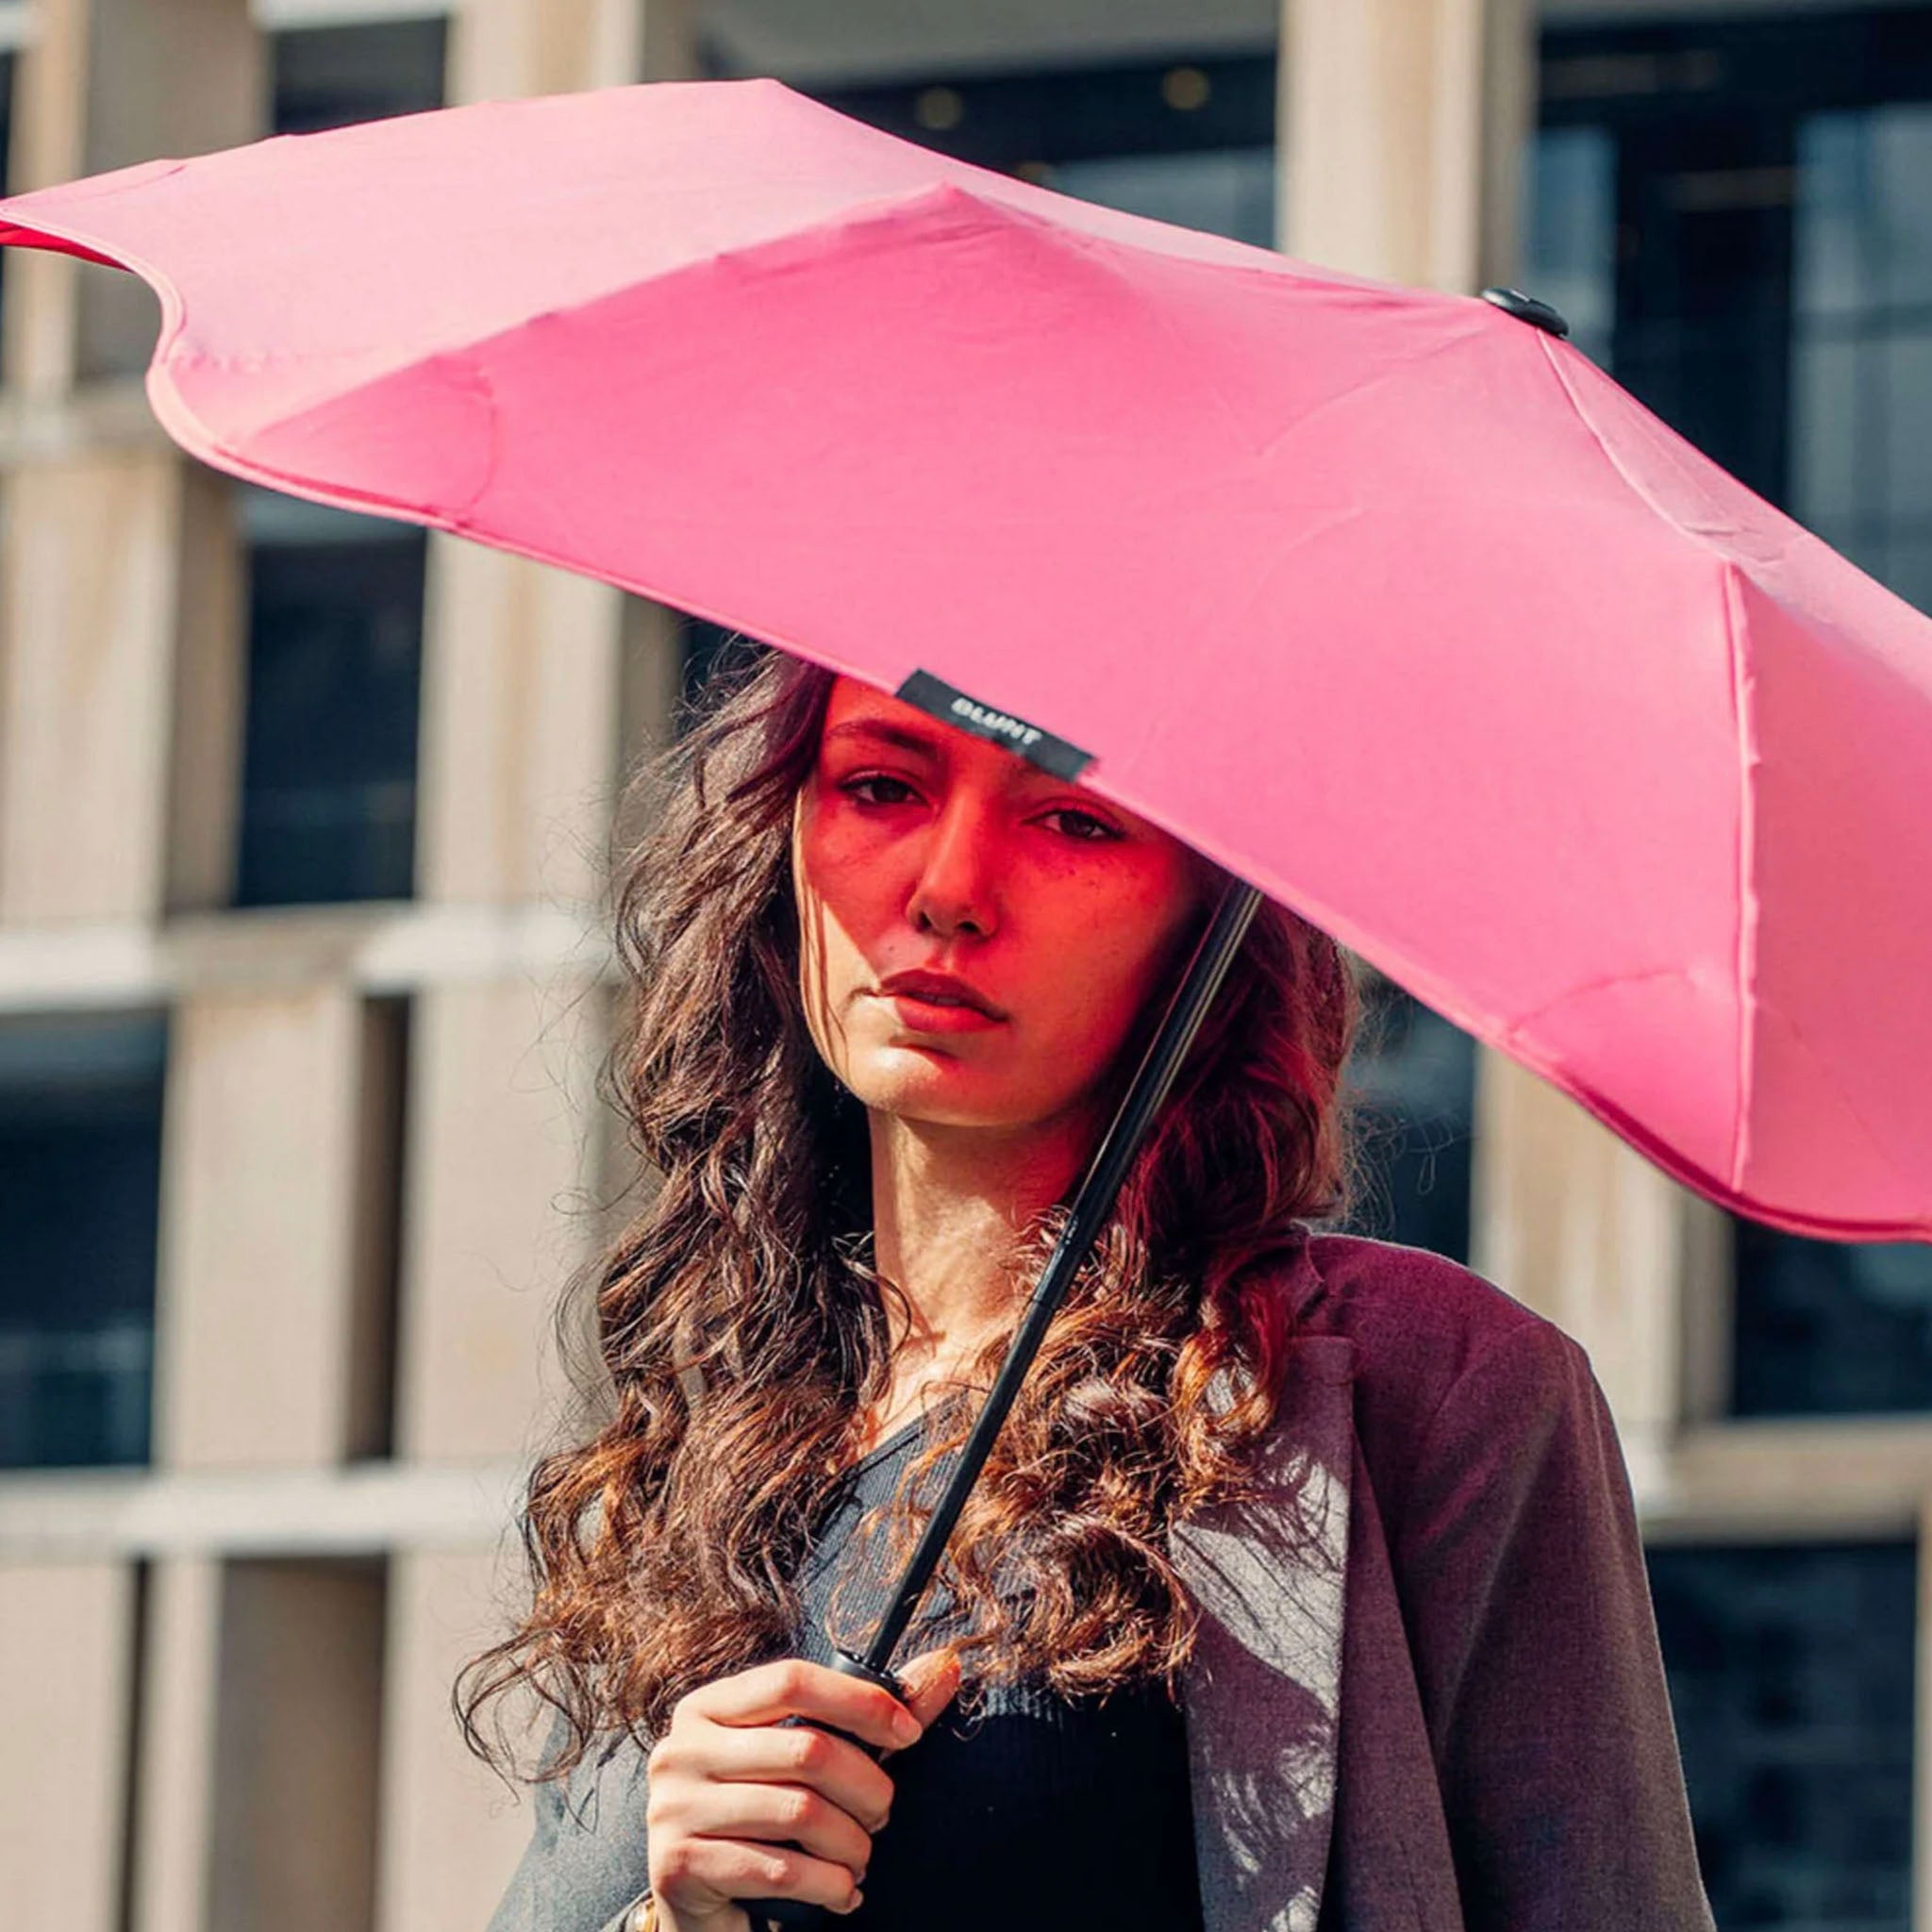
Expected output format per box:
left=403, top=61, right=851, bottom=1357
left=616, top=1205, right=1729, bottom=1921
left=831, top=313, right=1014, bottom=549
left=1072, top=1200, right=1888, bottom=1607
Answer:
left=0, top=2, right=1928, bottom=1928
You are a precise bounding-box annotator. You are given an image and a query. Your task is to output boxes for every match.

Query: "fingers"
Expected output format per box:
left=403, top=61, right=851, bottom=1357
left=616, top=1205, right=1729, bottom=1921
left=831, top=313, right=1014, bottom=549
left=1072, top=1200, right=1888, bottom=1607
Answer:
left=666, top=1719, right=895, bottom=1835
left=890, top=1647, right=962, bottom=1743
left=657, top=1774, right=874, bottom=1878
left=685, top=1657, right=921, bottom=1757
left=650, top=1829, right=864, bottom=1920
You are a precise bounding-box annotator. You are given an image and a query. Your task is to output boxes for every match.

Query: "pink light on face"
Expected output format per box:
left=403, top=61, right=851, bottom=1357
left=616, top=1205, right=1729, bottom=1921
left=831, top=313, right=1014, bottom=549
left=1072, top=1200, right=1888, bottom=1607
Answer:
left=791, top=675, right=1208, bottom=1135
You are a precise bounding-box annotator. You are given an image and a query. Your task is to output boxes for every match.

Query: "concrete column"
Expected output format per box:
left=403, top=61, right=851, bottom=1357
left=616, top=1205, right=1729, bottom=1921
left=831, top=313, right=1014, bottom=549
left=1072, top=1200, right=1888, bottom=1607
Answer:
left=0, top=446, right=183, bottom=923
left=154, top=989, right=400, bottom=1467
left=77, top=0, right=263, bottom=382
left=131, top=1558, right=222, bottom=1932
left=614, top=589, right=689, bottom=855
left=1279, top=0, right=1538, bottom=293
left=448, top=0, right=698, bottom=105
left=1, top=0, right=261, bottom=392
left=415, top=542, right=628, bottom=908
left=396, top=976, right=608, bottom=1462
left=3, top=0, right=91, bottom=398
left=0, top=1561, right=135, bottom=1932
left=165, top=457, right=249, bottom=913
left=376, top=1547, right=545, bottom=1932
left=1470, top=1052, right=1690, bottom=1458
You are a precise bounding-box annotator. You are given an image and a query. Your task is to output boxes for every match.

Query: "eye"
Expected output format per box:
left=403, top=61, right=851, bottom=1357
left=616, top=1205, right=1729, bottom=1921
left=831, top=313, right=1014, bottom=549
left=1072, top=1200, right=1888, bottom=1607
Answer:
left=840, top=774, right=919, bottom=807
left=1040, top=808, right=1122, bottom=843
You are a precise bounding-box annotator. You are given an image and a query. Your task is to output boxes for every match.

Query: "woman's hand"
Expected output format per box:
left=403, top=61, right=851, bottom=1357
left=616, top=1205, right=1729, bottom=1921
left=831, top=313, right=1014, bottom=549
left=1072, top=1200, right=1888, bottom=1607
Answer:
left=644, top=1646, right=962, bottom=1932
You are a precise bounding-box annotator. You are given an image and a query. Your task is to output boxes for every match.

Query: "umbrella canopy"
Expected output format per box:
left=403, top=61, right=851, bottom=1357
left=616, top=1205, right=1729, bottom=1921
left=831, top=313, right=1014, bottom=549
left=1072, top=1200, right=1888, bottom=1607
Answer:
left=1, top=76, right=1926, bottom=1242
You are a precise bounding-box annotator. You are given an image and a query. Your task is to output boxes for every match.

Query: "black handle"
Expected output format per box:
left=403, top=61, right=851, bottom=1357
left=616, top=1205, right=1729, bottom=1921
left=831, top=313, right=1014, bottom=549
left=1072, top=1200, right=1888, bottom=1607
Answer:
left=737, top=1649, right=908, bottom=1930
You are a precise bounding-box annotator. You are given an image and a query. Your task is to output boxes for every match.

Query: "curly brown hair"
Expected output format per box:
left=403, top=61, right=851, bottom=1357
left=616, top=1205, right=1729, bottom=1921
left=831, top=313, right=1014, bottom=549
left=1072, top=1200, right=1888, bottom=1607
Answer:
left=457, top=640, right=1369, bottom=1781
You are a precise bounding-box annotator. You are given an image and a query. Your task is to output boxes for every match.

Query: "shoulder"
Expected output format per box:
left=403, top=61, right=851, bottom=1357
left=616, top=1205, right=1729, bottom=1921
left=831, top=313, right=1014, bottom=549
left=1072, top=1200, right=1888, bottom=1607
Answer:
left=1276, top=1228, right=1598, bottom=1501
left=1290, top=1227, right=1576, bottom=1374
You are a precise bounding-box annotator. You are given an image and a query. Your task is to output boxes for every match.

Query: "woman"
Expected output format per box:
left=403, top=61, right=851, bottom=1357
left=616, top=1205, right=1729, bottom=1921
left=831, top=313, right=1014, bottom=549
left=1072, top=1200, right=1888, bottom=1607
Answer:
left=469, top=642, right=1714, bottom=1932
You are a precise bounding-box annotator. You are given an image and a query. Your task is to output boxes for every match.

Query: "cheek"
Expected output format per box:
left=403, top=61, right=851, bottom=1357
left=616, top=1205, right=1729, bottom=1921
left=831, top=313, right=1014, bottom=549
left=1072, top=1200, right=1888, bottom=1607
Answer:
left=792, top=799, right=896, bottom=1012
left=1028, top=870, right=1200, bottom=1040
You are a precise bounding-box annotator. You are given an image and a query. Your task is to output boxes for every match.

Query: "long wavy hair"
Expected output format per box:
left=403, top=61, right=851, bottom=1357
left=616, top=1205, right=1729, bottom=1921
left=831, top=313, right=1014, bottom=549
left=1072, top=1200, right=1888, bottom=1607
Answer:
left=458, top=639, right=1369, bottom=1780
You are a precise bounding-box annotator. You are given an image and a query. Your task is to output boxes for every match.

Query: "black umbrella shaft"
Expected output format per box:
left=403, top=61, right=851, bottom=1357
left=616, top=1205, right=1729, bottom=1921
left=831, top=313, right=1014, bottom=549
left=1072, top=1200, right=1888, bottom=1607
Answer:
left=857, top=875, right=1264, bottom=1673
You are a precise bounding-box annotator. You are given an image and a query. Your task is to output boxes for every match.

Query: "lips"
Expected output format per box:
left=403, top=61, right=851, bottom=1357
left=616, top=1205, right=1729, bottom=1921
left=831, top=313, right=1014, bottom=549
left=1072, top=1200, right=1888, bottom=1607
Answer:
left=875, top=969, right=1004, bottom=1020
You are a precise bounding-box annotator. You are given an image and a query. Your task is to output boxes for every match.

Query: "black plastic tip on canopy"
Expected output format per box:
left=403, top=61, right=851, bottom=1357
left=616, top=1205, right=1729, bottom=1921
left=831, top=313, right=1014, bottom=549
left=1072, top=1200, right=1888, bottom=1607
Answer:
left=1478, top=286, right=1571, bottom=339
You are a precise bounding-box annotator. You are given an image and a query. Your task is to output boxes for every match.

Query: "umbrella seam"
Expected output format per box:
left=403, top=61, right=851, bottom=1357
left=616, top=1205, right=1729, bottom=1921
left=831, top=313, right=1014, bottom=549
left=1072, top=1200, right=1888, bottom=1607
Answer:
left=1534, top=331, right=1762, bottom=1195
left=1718, top=562, right=1761, bottom=1197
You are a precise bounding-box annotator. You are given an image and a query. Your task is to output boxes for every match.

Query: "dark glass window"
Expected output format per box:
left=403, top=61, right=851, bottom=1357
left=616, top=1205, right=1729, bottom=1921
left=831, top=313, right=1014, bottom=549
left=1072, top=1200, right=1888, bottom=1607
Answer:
left=246, top=21, right=444, bottom=910
left=1730, top=1223, right=1932, bottom=1417
left=814, top=57, right=1275, bottom=251
left=1524, top=8, right=1932, bottom=1413
left=1790, top=101, right=1932, bottom=610
left=237, top=490, right=425, bottom=908
left=1336, top=973, right=1476, bottom=1263
left=271, top=17, right=447, bottom=137
left=675, top=614, right=755, bottom=734
left=1649, top=1541, right=1915, bottom=1931
left=0, top=1011, right=167, bottom=1469
left=814, top=57, right=1276, bottom=184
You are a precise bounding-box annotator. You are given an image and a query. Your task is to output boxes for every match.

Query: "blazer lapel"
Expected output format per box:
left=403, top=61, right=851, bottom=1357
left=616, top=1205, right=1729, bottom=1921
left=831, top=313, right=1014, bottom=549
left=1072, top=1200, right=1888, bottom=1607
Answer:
left=1169, top=1333, right=1358, bottom=1932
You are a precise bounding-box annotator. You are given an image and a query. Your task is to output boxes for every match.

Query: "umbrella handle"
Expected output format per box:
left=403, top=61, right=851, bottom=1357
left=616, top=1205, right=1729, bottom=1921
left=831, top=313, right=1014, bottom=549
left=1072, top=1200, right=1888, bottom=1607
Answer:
left=737, top=1648, right=908, bottom=1930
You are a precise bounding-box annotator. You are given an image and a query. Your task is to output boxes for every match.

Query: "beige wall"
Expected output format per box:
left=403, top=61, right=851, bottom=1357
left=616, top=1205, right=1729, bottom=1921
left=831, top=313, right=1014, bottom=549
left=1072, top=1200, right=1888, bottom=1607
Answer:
left=377, top=1547, right=549, bottom=1932
left=154, top=988, right=396, bottom=1468
left=0, top=447, right=186, bottom=923
left=0, top=1562, right=136, bottom=1932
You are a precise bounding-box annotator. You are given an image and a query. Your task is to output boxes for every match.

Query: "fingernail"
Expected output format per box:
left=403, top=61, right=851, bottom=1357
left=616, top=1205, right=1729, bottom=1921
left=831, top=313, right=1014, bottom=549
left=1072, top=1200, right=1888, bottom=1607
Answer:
left=892, top=1709, right=920, bottom=1744
left=842, top=1888, right=865, bottom=1914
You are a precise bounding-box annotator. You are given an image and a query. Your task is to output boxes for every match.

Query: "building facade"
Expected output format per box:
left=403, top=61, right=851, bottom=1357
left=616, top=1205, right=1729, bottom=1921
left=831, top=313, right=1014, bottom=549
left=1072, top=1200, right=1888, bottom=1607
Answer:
left=0, top=4, right=1927, bottom=1929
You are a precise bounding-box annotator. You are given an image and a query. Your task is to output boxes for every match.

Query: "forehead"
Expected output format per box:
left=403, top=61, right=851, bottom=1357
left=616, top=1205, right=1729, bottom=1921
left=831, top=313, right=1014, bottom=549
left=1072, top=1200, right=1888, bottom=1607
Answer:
left=819, top=675, right=1041, bottom=776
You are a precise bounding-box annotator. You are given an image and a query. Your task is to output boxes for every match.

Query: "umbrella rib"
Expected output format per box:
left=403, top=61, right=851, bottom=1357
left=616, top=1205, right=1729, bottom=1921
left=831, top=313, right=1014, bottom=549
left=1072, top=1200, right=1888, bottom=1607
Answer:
left=1533, top=331, right=1765, bottom=1194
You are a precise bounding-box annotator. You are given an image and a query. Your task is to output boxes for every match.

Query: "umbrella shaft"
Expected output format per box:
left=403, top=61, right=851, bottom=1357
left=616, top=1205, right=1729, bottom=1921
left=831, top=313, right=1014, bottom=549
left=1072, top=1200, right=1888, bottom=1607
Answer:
left=858, top=875, right=1264, bottom=1673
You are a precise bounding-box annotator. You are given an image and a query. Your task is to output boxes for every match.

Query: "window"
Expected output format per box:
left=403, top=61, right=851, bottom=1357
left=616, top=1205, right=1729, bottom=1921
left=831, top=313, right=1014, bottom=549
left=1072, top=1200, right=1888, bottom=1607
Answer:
left=270, top=15, right=447, bottom=137
left=1336, top=970, right=1476, bottom=1263
left=816, top=55, right=1276, bottom=248
left=236, top=490, right=426, bottom=908
left=0, top=1012, right=168, bottom=1469
left=1790, top=102, right=1932, bottom=612
left=1649, top=1540, right=1915, bottom=1932
left=675, top=613, right=755, bottom=735
left=1729, top=1223, right=1932, bottom=1417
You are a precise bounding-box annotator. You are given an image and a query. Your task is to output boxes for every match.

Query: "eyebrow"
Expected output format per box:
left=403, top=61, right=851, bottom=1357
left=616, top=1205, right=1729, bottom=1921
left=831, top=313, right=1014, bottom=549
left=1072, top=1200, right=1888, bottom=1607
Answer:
left=821, top=716, right=1079, bottom=797
left=823, top=718, right=945, bottom=758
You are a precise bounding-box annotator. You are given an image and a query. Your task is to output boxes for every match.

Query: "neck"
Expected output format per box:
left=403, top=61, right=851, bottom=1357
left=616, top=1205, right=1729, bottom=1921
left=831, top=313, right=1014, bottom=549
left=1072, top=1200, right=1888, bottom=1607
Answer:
left=865, top=1106, right=1098, bottom=1361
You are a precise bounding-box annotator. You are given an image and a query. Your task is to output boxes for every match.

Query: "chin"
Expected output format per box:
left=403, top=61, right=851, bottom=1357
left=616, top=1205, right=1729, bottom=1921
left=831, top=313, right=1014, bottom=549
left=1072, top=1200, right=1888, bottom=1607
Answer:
left=851, top=1067, right=1031, bottom=1129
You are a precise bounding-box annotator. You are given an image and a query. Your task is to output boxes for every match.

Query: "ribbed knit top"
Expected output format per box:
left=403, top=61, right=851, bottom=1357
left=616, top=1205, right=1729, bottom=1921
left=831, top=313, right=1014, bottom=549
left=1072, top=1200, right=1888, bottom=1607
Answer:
left=784, top=1411, right=1207, bottom=1930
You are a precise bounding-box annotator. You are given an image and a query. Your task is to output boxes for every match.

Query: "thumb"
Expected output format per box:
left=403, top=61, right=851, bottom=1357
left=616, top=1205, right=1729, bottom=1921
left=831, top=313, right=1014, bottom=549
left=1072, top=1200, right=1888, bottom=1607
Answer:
left=891, top=1646, right=962, bottom=1740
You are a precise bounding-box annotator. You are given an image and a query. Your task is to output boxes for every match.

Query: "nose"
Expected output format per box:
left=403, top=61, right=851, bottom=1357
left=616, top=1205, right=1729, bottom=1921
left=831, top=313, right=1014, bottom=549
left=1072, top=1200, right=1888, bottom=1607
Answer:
left=907, top=790, right=1001, bottom=939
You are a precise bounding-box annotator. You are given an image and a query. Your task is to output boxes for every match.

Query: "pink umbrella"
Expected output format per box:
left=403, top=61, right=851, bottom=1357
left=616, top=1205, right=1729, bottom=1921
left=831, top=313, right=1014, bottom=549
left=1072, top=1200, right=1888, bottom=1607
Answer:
left=0, top=74, right=1925, bottom=1255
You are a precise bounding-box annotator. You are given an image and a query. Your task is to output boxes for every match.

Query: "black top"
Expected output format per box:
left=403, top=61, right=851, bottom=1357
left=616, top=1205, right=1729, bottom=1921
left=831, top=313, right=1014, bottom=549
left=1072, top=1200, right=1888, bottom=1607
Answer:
left=788, top=1412, right=1207, bottom=1930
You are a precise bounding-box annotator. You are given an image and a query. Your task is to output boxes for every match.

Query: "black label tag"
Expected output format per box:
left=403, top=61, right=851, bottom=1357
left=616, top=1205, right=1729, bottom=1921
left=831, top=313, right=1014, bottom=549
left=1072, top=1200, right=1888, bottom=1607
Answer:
left=893, top=669, right=1094, bottom=780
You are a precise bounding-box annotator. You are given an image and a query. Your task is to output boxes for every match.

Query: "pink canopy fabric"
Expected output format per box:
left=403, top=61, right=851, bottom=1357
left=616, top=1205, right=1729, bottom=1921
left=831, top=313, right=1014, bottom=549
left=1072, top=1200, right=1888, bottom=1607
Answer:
left=1, top=77, right=1925, bottom=1241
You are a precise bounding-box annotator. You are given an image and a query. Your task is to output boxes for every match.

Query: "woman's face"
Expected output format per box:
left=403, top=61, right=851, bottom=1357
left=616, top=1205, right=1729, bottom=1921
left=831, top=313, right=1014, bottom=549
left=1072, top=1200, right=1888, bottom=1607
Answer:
left=791, top=675, right=1212, bottom=1134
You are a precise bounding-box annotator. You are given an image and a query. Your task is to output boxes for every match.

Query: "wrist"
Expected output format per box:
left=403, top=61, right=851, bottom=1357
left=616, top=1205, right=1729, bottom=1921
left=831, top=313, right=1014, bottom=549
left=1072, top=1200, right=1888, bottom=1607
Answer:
left=636, top=1895, right=755, bottom=1932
